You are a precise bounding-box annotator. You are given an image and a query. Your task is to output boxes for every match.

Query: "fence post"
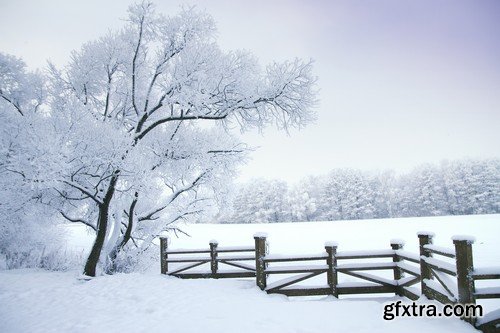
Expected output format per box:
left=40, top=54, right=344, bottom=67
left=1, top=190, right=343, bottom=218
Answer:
left=254, top=233, right=268, bottom=290
left=453, top=236, right=476, bottom=324
left=418, top=232, right=434, bottom=299
left=210, top=240, right=218, bottom=278
left=325, top=242, right=338, bottom=297
left=390, top=239, right=404, bottom=296
left=160, top=237, right=168, bottom=274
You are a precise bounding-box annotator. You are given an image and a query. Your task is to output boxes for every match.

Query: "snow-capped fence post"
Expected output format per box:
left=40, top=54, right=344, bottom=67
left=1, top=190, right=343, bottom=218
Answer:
left=453, top=236, right=476, bottom=324
left=254, top=233, right=268, bottom=290
left=160, top=237, right=168, bottom=274
left=210, top=240, right=219, bottom=277
left=325, top=242, right=338, bottom=297
left=418, top=232, right=434, bottom=299
left=390, top=239, right=404, bottom=296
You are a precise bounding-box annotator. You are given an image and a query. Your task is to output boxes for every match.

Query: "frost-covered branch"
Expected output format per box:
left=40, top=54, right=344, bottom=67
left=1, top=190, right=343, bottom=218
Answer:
left=59, top=211, right=97, bottom=232
left=134, top=114, right=227, bottom=142
left=62, top=181, right=103, bottom=205
left=138, top=172, right=207, bottom=222
left=0, top=92, right=24, bottom=116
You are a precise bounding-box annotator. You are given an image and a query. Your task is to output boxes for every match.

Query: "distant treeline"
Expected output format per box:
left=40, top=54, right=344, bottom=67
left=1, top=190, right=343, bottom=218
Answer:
left=217, top=159, right=500, bottom=223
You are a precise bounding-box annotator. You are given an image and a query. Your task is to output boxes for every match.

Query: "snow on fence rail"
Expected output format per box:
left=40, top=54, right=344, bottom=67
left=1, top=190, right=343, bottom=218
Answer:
left=160, top=233, right=500, bottom=333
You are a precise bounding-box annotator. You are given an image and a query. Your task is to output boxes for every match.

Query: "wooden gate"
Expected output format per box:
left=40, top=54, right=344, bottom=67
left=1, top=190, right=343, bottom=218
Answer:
left=160, top=239, right=256, bottom=278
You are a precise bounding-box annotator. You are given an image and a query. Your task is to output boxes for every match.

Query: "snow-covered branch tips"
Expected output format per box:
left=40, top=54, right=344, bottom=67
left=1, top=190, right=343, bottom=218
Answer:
left=0, top=2, right=317, bottom=276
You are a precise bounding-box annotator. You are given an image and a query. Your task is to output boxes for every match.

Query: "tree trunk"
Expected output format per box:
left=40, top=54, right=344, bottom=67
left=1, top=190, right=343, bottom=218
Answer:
left=83, top=173, right=119, bottom=277
left=106, top=193, right=137, bottom=274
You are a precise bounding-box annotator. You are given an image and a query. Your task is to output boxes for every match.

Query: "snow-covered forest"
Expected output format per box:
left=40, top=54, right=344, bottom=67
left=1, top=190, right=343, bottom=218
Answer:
left=220, top=158, right=500, bottom=224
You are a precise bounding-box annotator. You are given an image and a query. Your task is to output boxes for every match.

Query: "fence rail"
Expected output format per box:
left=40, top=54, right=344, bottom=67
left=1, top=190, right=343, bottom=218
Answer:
left=160, top=232, right=500, bottom=333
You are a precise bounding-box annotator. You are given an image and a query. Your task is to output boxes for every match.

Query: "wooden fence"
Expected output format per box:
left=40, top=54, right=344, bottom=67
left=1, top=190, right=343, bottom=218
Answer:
left=160, top=232, right=500, bottom=332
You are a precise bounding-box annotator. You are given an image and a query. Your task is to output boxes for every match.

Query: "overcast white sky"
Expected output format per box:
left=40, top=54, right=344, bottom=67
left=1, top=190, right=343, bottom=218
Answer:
left=1, top=0, right=499, bottom=183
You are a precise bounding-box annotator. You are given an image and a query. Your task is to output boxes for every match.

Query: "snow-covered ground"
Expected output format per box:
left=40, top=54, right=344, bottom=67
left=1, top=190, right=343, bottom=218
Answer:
left=0, top=270, right=478, bottom=333
left=2, top=214, right=499, bottom=333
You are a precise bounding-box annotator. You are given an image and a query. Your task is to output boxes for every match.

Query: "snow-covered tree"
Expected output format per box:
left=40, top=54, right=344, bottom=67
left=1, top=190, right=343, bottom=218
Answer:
left=395, top=164, right=449, bottom=217
left=230, top=179, right=290, bottom=223
left=288, top=177, right=318, bottom=221
left=1, top=3, right=317, bottom=275
left=369, top=170, right=395, bottom=219
left=317, top=169, right=375, bottom=221
left=0, top=53, right=69, bottom=268
left=442, top=159, right=500, bottom=215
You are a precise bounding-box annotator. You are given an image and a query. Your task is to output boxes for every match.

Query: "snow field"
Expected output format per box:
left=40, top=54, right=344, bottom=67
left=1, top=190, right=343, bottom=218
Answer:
left=166, top=215, right=499, bottom=266
left=0, top=270, right=478, bottom=333
left=2, top=214, right=499, bottom=332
